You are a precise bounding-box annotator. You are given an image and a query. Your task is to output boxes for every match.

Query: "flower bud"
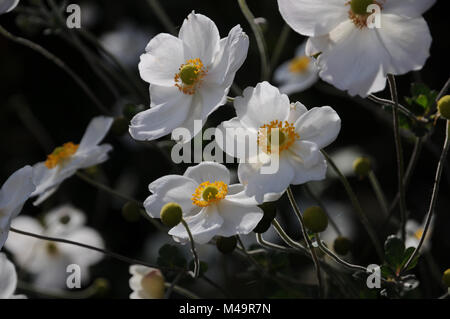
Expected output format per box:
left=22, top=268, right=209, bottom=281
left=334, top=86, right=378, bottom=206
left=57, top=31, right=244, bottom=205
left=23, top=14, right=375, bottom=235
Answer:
left=333, top=236, right=351, bottom=256
left=353, top=157, right=371, bottom=177
left=160, top=202, right=182, bottom=227
left=438, top=95, right=450, bottom=120
left=141, top=269, right=165, bottom=299
left=122, top=202, right=141, bottom=222
left=111, top=116, right=129, bottom=137
left=216, top=236, right=237, bottom=254
left=303, top=206, right=328, bottom=233
left=442, top=269, right=450, bottom=288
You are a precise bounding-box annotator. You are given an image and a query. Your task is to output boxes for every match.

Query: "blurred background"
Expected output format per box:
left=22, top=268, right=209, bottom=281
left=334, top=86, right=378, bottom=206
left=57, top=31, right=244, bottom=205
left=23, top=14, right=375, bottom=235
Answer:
left=0, top=0, right=449, bottom=298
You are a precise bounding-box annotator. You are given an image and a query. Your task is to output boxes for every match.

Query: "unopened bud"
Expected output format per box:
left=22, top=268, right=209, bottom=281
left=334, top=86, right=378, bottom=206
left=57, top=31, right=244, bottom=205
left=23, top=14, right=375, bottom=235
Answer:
left=303, top=206, right=328, bottom=233
left=160, top=202, right=182, bottom=227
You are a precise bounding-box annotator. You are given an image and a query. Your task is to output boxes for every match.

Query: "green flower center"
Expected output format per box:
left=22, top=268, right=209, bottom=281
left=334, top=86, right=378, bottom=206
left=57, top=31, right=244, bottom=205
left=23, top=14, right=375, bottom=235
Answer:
left=179, top=64, right=200, bottom=85
left=350, top=0, right=374, bottom=15
left=202, top=185, right=219, bottom=201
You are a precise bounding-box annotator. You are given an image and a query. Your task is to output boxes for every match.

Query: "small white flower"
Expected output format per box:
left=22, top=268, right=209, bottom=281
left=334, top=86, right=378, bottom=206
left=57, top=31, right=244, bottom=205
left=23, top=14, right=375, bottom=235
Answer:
left=31, top=116, right=113, bottom=205
left=277, top=0, right=435, bottom=97
left=274, top=42, right=319, bottom=95
left=5, top=205, right=104, bottom=289
left=0, top=165, right=35, bottom=249
left=129, top=265, right=165, bottom=299
left=0, top=0, right=19, bottom=15
left=144, top=162, right=264, bottom=244
left=216, top=82, right=341, bottom=203
left=130, top=12, right=249, bottom=143
left=404, top=217, right=434, bottom=252
left=0, top=253, right=26, bottom=299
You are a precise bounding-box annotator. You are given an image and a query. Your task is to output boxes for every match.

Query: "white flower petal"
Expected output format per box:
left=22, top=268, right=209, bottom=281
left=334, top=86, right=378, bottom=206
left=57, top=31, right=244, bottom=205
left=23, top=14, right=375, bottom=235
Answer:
left=377, top=14, right=432, bottom=75
left=44, top=205, right=86, bottom=234
left=234, top=82, right=290, bottom=129
left=169, top=206, right=223, bottom=244
left=287, top=102, right=309, bottom=123
left=199, top=83, right=228, bottom=119
left=0, top=253, right=18, bottom=299
left=287, top=150, right=328, bottom=185
left=129, top=85, right=192, bottom=141
left=184, top=162, right=230, bottom=185
left=277, top=0, right=348, bottom=37
left=78, top=116, right=113, bottom=153
left=238, top=157, right=294, bottom=203
left=0, top=0, right=19, bottom=15
left=288, top=140, right=320, bottom=168
left=384, top=0, right=435, bottom=18
left=215, top=118, right=259, bottom=160
left=145, top=175, right=198, bottom=218
left=215, top=198, right=263, bottom=236
left=179, top=12, right=220, bottom=66
left=295, top=106, right=341, bottom=148
left=315, top=20, right=389, bottom=97
left=77, top=144, right=113, bottom=169
left=138, top=33, right=185, bottom=86
left=0, top=165, right=34, bottom=216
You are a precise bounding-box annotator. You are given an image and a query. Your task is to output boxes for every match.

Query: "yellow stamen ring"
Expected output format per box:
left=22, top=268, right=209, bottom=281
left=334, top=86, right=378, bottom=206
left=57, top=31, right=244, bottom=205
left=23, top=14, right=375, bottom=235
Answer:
left=289, top=56, right=310, bottom=74
left=174, top=58, right=208, bottom=95
left=191, top=181, right=228, bottom=207
left=258, top=120, right=299, bottom=154
left=45, top=142, right=79, bottom=169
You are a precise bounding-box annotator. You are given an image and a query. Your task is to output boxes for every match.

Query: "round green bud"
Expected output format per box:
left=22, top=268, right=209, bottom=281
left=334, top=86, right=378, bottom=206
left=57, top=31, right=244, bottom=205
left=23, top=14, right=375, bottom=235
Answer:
left=303, top=206, right=328, bottom=233
left=350, top=0, right=374, bottom=15
left=333, top=236, right=352, bottom=256
left=353, top=157, right=372, bottom=177
left=442, top=269, right=450, bottom=288
left=160, top=202, right=182, bottom=227
left=216, top=236, right=238, bottom=254
left=202, top=185, right=218, bottom=201
left=122, top=201, right=141, bottom=223
left=179, top=64, right=199, bottom=85
left=111, top=116, right=129, bottom=137
left=123, top=103, right=146, bottom=121
left=438, top=95, right=450, bottom=120
left=253, top=202, right=277, bottom=233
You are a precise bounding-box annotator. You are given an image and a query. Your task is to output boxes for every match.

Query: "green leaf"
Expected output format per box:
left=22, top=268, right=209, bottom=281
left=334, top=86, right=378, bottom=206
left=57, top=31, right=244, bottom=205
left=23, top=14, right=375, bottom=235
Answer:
left=400, top=247, right=420, bottom=271
left=384, top=235, right=405, bottom=268
left=416, top=94, right=428, bottom=109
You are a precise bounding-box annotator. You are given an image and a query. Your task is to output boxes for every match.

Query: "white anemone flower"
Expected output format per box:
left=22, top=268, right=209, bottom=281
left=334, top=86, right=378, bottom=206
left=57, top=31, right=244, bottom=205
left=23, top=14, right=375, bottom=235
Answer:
left=0, top=253, right=26, bottom=299
left=144, top=162, right=264, bottom=244
left=274, top=42, right=319, bottom=95
left=277, top=0, right=435, bottom=97
left=31, top=116, right=113, bottom=205
left=129, top=265, right=165, bottom=299
left=5, top=205, right=104, bottom=289
left=404, top=217, right=434, bottom=252
left=0, top=165, right=35, bottom=249
left=216, top=82, right=341, bottom=203
left=0, top=0, right=19, bottom=14
left=130, top=12, right=249, bottom=143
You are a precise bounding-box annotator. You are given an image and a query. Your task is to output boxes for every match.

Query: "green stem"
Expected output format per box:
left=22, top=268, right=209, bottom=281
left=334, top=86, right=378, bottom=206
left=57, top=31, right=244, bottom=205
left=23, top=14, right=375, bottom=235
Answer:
left=322, top=150, right=384, bottom=259
left=271, top=219, right=307, bottom=252
left=237, top=0, right=270, bottom=81
left=368, top=171, right=389, bottom=218
left=163, top=282, right=200, bottom=299
left=402, top=121, right=450, bottom=272
left=368, top=94, right=425, bottom=123
left=181, top=219, right=200, bottom=278
left=164, top=272, right=183, bottom=299
left=269, top=24, right=291, bottom=72
left=388, top=74, right=407, bottom=242
left=146, top=0, right=178, bottom=35
left=0, top=25, right=109, bottom=115
left=286, top=186, right=324, bottom=298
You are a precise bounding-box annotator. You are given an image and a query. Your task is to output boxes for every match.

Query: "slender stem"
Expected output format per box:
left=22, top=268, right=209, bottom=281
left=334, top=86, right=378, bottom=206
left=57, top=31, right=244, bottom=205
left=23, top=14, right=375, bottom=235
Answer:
left=303, top=184, right=342, bottom=236
left=286, top=186, right=324, bottom=298
left=164, top=272, right=183, bottom=299
left=315, top=234, right=367, bottom=273
left=388, top=74, right=407, bottom=242
left=146, top=0, right=178, bottom=35
left=256, top=233, right=295, bottom=253
left=163, top=282, right=200, bottom=299
left=269, top=24, right=290, bottom=72
left=237, top=0, right=270, bottom=81
left=368, top=94, right=425, bottom=123
left=322, top=150, right=384, bottom=259
left=368, top=171, right=389, bottom=218
left=0, top=25, right=109, bottom=115
left=271, top=219, right=307, bottom=252
left=181, top=219, right=200, bottom=278
left=9, top=227, right=181, bottom=272
left=402, top=121, right=450, bottom=272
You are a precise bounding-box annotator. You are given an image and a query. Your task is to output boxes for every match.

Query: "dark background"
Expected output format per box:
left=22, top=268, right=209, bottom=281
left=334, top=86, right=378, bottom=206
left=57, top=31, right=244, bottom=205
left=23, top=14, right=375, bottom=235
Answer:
left=1, top=0, right=449, bottom=298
